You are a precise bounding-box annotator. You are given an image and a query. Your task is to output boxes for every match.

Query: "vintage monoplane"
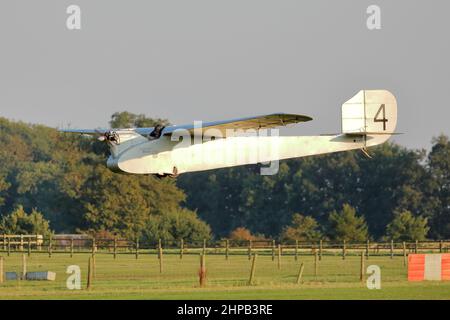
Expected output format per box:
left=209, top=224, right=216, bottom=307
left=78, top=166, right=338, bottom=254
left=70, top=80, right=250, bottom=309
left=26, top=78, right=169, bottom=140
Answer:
left=62, top=90, right=398, bottom=177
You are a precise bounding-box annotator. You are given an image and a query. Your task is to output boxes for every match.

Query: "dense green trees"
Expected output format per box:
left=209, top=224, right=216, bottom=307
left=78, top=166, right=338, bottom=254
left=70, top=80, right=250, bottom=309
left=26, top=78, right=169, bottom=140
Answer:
left=0, top=116, right=207, bottom=241
left=0, top=206, right=51, bottom=237
left=327, top=204, right=368, bottom=242
left=280, top=214, right=322, bottom=242
left=144, top=208, right=211, bottom=242
left=110, top=111, right=169, bottom=129
left=385, top=210, right=429, bottom=241
left=0, top=113, right=448, bottom=242
left=80, top=163, right=186, bottom=239
left=179, top=139, right=448, bottom=241
left=427, top=135, right=450, bottom=238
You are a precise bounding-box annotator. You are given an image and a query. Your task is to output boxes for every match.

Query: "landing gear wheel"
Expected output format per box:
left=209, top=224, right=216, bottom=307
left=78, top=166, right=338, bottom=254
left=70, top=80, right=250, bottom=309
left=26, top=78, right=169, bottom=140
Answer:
left=155, top=167, right=178, bottom=179
left=169, top=166, right=179, bottom=178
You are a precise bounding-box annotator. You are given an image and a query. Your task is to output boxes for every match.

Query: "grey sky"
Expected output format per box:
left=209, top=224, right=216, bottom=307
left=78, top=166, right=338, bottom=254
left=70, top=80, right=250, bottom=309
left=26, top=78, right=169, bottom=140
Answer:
left=0, top=0, right=448, bottom=150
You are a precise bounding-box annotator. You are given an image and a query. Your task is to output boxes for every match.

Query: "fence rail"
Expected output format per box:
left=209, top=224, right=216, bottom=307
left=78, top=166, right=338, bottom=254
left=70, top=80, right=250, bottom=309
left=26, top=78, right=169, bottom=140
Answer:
left=0, top=235, right=449, bottom=258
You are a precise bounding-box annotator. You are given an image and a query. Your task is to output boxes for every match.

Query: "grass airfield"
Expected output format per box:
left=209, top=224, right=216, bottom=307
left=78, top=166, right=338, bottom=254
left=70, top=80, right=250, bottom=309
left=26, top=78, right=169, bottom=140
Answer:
left=0, top=253, right=449, bottom=300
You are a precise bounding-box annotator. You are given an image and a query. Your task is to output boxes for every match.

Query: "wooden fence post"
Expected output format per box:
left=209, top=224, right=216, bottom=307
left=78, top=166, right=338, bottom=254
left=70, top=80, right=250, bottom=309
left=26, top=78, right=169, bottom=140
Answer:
left=342, top=240, right=346, bottom=260
left=87, top=257, right=93, bottom=290
left=415, top=240, right=418, bottom=254
left=403, top=241, right=407, bottom=267
left=199, top=254, right=206, bottom=287
left=439, top=240, right=443, bottom=253
left=158, top=239, right=162, bottom=259
left=360, top=251, right=365, bottom=282
left=135, top=238, right=139, bottom=260
left=20, top=235, right=24, bottom=252
left=295, top=240, right=298, bottom=261
left=22, top=254, right=27, bottom=280
left=248, top=254, right=257, bottom=285
left=91, top=238, right=96, bottom=257
left=270, top=240, right=275, bottom=261
left=319, top=240, right=323, bottom=260
left=296, top=262, right=305, bottom=285
left=180, top=239, right=184, bottom=259
left=248, top=240, right=252, bottom=260
left=7, top=237, right=10, bottom=257
left=28, top=237, right=31, bottom=257
left=159, top=244, right=163, bottom=273
left=0, top=256, right=3, bottom=284
left=113, top=237, right=117, bottom=259
left=2, top=235, right=5, bottom=251
left=36, top=234, right=41, bottom=251
left=366, top=240, right=370, bottom=259
left=390, top=240, right=394, bottom=259
left=225, top=239, right=229, bottom=260
left=314, top=251, right=318, bottom=279
left=92, top=255, right=96, bottom=280
left=70, top=238, right=74, bottom=258
left=277, top=244, right=282, bottom=270
left=48, top=236, right=52, bottom=258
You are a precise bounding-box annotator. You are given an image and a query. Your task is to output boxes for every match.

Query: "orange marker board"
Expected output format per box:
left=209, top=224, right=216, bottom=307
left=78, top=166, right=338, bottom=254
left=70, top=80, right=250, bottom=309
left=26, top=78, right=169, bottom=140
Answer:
left=408, top=254, right=450, bottom=281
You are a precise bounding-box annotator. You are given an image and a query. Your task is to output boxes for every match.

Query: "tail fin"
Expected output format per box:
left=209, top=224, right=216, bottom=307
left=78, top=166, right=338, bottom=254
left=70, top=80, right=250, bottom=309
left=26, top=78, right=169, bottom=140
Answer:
left=341, top=90, right=398, bottom=146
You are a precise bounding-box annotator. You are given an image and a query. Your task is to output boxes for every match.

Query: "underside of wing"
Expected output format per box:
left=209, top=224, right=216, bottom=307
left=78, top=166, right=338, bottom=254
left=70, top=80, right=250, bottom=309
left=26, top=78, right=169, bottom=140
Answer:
left=162, top=113, right=312, bottom=137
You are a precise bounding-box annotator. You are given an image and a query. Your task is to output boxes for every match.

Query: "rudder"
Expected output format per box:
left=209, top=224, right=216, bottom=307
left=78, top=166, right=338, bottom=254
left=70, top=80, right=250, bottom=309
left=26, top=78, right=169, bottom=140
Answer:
left=341, top=90, right=398, bottom=146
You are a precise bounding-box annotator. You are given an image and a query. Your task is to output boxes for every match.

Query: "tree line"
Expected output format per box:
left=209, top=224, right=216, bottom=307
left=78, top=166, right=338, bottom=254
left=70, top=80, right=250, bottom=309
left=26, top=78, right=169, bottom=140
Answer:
left=179, top=135, right=449, bottom=242
left=0, top=112, right=448, bottom=242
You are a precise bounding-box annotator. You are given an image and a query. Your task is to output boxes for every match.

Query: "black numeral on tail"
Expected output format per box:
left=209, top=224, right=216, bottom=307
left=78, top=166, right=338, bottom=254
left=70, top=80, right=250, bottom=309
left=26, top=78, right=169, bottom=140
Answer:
left=374, top=104, right=388, bottom=131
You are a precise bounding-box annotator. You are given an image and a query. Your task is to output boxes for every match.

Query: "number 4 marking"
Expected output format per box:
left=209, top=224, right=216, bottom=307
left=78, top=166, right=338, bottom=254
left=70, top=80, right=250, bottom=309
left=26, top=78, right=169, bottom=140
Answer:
left=374, top=104, right=388, bottom=131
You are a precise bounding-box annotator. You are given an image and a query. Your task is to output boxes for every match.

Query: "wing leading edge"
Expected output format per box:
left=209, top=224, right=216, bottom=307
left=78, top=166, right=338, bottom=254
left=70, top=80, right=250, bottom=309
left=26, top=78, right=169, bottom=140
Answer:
left=161, top=113, right=312, bottom=137
left=59, top=129, right=104, bottom=135
left=60, top=113, right=313, bottom=138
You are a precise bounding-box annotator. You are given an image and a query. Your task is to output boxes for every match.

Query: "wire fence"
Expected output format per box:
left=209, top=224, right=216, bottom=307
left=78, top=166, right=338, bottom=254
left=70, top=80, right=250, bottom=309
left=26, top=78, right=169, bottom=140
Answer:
left=1, top=235, right=449, bottom=258
left=2, top=235, right=450, bottom=296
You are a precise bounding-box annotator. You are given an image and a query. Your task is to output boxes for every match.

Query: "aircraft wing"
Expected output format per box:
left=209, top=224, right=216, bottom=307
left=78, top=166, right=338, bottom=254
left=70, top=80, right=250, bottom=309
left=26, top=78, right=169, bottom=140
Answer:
left=60, top=113, right=313, bottom=138
left=162, top=113, right=312, bottom=137
left=59, top=129, right=105, bottom=135
left=60, top=128, right=139, bottom=135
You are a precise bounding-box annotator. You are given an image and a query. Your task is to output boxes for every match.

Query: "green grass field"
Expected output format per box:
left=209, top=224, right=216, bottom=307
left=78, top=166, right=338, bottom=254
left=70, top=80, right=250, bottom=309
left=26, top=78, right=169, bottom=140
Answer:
left=0, top=252, right=449, bottom=299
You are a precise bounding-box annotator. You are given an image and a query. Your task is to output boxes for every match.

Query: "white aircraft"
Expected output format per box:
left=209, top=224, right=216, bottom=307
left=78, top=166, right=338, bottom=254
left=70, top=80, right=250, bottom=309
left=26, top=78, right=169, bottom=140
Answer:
left=62, top=90, right=398, bottom=177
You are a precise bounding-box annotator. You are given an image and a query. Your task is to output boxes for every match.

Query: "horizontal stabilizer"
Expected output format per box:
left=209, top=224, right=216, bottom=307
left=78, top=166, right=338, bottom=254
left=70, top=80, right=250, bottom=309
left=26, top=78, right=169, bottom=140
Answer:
left=345, top=132, right=403, bottom=136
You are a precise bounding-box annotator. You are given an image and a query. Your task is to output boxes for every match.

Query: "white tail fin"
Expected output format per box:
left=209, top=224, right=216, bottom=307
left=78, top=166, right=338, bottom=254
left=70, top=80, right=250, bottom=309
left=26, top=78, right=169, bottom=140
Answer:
left=342, top=90, right=398, bottom=146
